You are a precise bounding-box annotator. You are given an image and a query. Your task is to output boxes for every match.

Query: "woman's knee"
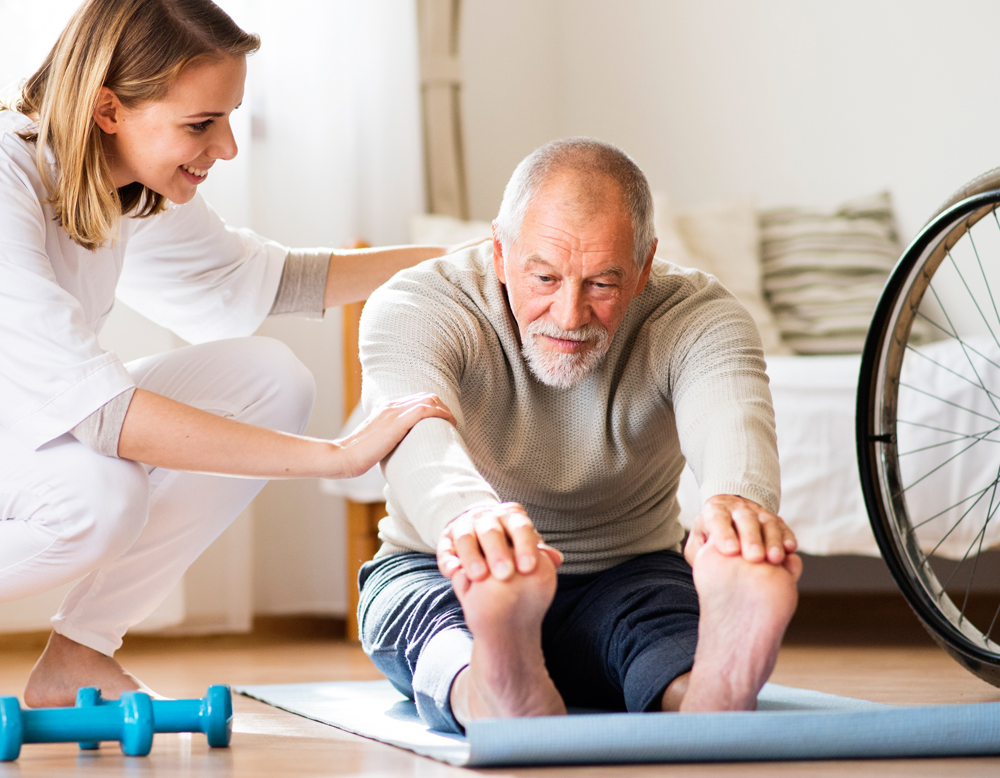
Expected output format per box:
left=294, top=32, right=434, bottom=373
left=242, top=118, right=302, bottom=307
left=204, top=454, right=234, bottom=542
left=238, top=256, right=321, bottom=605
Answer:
left=61, top=454, right=150, bottom=566
left=230, top=337, right=316, bottom=434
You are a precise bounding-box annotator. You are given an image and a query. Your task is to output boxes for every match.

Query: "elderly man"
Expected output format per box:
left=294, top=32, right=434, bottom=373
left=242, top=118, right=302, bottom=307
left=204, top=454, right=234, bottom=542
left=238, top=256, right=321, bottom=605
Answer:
left=357, top=138, right=801, bottom=733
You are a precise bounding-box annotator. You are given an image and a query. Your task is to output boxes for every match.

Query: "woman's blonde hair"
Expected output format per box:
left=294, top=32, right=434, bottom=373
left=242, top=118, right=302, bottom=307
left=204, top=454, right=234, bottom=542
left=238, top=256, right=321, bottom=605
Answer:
left=13, top=0, right=259, bottom=250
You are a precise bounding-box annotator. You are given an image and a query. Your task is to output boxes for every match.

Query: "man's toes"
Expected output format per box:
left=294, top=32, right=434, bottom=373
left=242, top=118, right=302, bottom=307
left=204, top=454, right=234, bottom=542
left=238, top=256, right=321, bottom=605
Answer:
left=783, top=552, right=803, bottom=581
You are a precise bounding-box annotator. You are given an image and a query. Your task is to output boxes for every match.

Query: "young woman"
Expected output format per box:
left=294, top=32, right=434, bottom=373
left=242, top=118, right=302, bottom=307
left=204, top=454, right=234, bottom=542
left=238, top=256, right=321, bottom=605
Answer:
left=0, top=0, right=454, bottom=707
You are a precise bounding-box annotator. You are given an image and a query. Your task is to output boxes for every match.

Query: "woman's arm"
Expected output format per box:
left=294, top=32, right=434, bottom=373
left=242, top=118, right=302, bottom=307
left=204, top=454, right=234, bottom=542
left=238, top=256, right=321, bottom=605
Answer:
left=117, top=388, right=454, bottom=479
left=323, top=245, right=448, bottom=308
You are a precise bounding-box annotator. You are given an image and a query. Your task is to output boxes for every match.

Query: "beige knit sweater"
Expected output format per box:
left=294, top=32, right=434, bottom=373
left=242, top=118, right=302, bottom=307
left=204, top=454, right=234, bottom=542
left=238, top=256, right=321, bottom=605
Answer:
left=360, top=243, right=780, bottom=574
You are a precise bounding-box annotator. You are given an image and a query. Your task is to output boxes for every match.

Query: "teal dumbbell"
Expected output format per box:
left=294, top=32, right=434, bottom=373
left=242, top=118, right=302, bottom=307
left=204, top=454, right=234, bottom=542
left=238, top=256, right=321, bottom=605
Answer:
left=75, top=685, right=232, bottom=750
left=0, top=691, right=154, bottom=761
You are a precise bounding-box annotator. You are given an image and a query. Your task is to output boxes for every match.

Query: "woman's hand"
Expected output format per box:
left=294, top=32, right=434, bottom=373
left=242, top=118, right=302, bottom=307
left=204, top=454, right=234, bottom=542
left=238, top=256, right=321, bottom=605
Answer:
left=334, top=393, right=455, bottom=477
left=118, top=389, right=452, bottom=480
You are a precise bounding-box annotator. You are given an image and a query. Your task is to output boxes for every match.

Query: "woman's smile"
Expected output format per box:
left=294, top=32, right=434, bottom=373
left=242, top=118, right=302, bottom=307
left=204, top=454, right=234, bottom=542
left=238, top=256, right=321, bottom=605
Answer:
left=180, top=163, right=210, bottom=183
left=98, top=56, right=244, bottom=203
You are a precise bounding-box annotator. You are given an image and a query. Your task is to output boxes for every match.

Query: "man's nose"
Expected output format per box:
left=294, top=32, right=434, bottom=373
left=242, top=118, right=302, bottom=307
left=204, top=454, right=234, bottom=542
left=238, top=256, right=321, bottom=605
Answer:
left=551, top=286, right=589, bottom=332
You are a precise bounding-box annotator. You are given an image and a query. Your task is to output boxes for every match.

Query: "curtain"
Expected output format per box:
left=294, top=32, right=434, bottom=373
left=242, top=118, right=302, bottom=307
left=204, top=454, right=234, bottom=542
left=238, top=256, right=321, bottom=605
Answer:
left=417, top=0, right=469, bottom=218
left=0, top=0, right=425, bottom=633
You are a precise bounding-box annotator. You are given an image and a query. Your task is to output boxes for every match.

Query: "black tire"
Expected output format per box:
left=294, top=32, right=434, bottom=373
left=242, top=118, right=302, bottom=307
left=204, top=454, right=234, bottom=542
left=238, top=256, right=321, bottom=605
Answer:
left=858, top=168, right=1000, bottom=686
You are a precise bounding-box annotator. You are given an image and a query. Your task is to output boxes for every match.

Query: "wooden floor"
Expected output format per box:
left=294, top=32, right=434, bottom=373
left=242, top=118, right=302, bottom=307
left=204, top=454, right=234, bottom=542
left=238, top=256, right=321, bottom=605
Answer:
left=2, top=596, right=999, bottom=777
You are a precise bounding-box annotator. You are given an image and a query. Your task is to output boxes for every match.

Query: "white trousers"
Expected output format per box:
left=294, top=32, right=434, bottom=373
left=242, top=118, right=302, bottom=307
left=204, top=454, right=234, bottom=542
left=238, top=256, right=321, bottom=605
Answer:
left=0, top=337, right=315, bottom=656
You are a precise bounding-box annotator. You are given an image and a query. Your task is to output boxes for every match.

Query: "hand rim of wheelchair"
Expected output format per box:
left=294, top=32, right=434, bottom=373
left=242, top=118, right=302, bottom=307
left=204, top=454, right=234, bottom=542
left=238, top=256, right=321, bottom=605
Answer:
left=857, top=169, right=1000, bottom=686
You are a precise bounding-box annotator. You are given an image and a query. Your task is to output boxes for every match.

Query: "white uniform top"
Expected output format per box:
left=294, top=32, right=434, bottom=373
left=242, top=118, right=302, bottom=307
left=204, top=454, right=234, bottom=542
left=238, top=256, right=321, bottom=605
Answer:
left=0, top=109, right=288, bottom=451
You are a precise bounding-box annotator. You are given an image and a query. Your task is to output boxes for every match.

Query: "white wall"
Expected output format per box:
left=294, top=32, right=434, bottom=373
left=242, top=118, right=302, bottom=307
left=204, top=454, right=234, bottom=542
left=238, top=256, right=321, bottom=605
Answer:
left=461, top=0, right=1000, bottom=242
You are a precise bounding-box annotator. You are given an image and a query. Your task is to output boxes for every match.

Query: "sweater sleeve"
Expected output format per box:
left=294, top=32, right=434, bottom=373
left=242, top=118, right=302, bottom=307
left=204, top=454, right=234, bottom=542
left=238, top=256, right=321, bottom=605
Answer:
left=359, top=259, right=500, bottom=552
left=657, top=274, right=781, bottom=512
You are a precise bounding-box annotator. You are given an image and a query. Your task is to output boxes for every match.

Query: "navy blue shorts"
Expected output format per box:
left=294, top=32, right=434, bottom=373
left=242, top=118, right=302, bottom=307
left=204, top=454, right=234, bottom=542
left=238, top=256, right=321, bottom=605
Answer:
left=358, top=549, right=700, bottom=733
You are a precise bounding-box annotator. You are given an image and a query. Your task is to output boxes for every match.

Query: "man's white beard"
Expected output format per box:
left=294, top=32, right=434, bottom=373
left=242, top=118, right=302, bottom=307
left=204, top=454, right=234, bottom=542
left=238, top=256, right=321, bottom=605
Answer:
left=522, top=319, right=610, bottom=388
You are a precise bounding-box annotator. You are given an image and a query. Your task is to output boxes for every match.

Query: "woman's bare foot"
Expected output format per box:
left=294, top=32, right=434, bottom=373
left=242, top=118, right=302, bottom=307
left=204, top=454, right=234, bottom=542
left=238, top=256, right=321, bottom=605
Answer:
left=24, top=631, right=158, bottom=708
left=680, top=543, right=802, bottom=712
left=449, top=551, right=566, bottom=726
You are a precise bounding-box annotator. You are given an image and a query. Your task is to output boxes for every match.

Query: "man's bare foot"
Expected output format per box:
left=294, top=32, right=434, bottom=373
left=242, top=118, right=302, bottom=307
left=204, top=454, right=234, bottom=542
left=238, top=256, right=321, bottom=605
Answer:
left=679, top=543, right=802, bottom=712
left=24, top=631, right=158, bottom=708
left=450, top=551, right=566, bottom=726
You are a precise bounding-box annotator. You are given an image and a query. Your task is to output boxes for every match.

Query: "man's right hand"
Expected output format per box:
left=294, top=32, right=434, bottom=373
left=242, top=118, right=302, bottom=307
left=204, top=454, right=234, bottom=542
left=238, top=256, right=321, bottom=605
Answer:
left=437, top=502, right=563, bottom=583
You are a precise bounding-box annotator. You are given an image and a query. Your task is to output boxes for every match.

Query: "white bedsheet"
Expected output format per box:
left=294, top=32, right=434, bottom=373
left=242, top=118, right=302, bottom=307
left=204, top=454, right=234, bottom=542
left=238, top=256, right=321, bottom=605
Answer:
left=325, top=340, right=1000, bottom=559
left=676, top=354, right=873, bottom=555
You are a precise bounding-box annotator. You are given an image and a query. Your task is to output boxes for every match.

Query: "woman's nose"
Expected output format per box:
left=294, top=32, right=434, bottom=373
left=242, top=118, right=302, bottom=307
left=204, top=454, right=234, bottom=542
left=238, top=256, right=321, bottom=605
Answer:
left=209, top=122, right=238, bottom=161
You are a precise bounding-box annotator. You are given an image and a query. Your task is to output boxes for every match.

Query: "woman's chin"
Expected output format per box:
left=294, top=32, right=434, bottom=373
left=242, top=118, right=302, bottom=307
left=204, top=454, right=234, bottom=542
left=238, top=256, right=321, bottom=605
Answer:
left=163, top=187, right=198, bottom=205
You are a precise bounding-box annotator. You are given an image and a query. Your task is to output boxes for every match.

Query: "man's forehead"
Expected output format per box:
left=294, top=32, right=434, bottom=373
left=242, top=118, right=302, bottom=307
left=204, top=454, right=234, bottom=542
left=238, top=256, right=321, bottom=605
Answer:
left=521, top=252, right=627, bottom=277
left=515, top=187, right=633, bottom=264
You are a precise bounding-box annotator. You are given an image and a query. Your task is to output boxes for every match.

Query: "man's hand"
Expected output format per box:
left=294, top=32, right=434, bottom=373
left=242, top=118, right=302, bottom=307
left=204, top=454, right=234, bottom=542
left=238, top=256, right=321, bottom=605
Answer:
left=437, top=502, right=563, bottom=583
left=684, top=494, right=796, bottom=567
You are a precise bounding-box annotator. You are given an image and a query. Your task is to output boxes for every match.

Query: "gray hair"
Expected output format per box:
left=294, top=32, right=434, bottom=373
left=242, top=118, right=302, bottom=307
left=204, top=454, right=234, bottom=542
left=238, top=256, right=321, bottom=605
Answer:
left=493, top=137, right=656, bottom=270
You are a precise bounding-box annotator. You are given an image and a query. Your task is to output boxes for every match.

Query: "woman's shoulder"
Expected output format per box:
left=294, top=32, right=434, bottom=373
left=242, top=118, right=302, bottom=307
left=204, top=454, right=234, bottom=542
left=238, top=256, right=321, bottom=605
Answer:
left=0, top=110, right=43, bottom=184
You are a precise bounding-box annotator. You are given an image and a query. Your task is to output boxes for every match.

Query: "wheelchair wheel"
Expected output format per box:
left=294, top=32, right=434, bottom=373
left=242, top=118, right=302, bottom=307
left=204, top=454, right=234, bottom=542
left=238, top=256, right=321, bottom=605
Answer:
left=858, top=168, right=1000, bottom=686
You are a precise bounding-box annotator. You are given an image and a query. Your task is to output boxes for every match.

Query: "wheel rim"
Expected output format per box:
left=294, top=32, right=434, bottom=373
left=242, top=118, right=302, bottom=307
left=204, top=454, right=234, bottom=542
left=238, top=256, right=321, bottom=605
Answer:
left=861, top=189, right=1000, bottom=668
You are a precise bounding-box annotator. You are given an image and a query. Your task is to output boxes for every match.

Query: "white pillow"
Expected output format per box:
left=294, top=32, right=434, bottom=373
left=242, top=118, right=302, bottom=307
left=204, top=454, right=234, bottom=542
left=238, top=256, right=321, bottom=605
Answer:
left=410, top=213, right=493, bottom=246
left=654, top=194, right=792, bottom=356
left=759, top=192, right=903, bottom=355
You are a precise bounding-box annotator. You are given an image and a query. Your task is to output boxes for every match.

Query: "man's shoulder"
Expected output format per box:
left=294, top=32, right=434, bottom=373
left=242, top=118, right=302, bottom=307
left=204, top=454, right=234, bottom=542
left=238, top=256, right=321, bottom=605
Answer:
left=388, top=242, right=491, bottom=290
left=368, top=242, right=495, bottom=316
left=628, top=257, right=758, bottom=356
left=362, top=243, right=500, bottom=345
left=640, top=257, right=737, bottom=314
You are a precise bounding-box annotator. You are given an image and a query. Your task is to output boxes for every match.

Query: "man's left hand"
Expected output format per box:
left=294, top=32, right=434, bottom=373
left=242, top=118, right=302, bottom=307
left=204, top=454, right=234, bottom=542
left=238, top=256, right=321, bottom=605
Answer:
left=684, top=494, right=797, bottom=566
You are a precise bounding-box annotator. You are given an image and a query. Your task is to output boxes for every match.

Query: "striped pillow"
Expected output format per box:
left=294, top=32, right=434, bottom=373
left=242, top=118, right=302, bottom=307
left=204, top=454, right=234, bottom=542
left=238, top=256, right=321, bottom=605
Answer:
left=760, top=192, right=901, bottom=354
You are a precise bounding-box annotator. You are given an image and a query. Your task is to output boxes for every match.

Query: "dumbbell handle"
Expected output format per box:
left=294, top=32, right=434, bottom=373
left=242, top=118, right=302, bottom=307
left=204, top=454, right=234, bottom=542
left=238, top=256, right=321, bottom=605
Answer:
left=78, top=685, right=231, bottom=748
left=24, top=705, right=133, bottom=744
left=150, top=699, right=212, bottom=734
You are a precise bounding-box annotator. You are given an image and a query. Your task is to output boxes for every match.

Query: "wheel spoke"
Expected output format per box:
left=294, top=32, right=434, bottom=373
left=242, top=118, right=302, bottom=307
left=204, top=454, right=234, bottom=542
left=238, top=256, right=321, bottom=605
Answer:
left=898, top=418, right=1000, bottom=439
left=899, top=432, right=1000, bottom=457
left=926, top=275, right=1000, bottom=418
left=910, top=479, right=1000, bottom=531
left=899, top=382, right=1000, bottom=425
left=939, top=465, right=1000, bottom=601
left=921, top=483, right=991, bottom=559
left=915, top=311, right=1000, bottom=373
left=971, top=221, right=1000, bottom=341
left=904, top=344, right=1000, bottom=404
left=957, top=487, right=999, bottom=630
left=899, top=432, right=996, bottom=494
left=947, top=246, right=1000, bottom=357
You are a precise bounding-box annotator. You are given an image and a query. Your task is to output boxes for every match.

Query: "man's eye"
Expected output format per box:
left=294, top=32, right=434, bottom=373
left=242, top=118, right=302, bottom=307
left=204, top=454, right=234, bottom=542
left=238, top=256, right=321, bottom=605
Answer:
left=536, top=275, right=553, bottom=283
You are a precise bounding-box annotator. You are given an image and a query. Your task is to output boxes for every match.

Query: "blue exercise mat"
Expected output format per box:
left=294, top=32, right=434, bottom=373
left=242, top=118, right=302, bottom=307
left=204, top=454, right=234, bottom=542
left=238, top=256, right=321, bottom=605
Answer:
left=235, top=679, right=1000, bottom=766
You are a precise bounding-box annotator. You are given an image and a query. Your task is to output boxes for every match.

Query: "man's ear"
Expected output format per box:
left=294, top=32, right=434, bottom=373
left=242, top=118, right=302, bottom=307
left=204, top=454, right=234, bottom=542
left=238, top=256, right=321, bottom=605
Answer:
left=92, top=87, right=121, bottom=134
left=492, top=221, right=507, bottom=285
left=634, top=237, right=657, bottom=297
